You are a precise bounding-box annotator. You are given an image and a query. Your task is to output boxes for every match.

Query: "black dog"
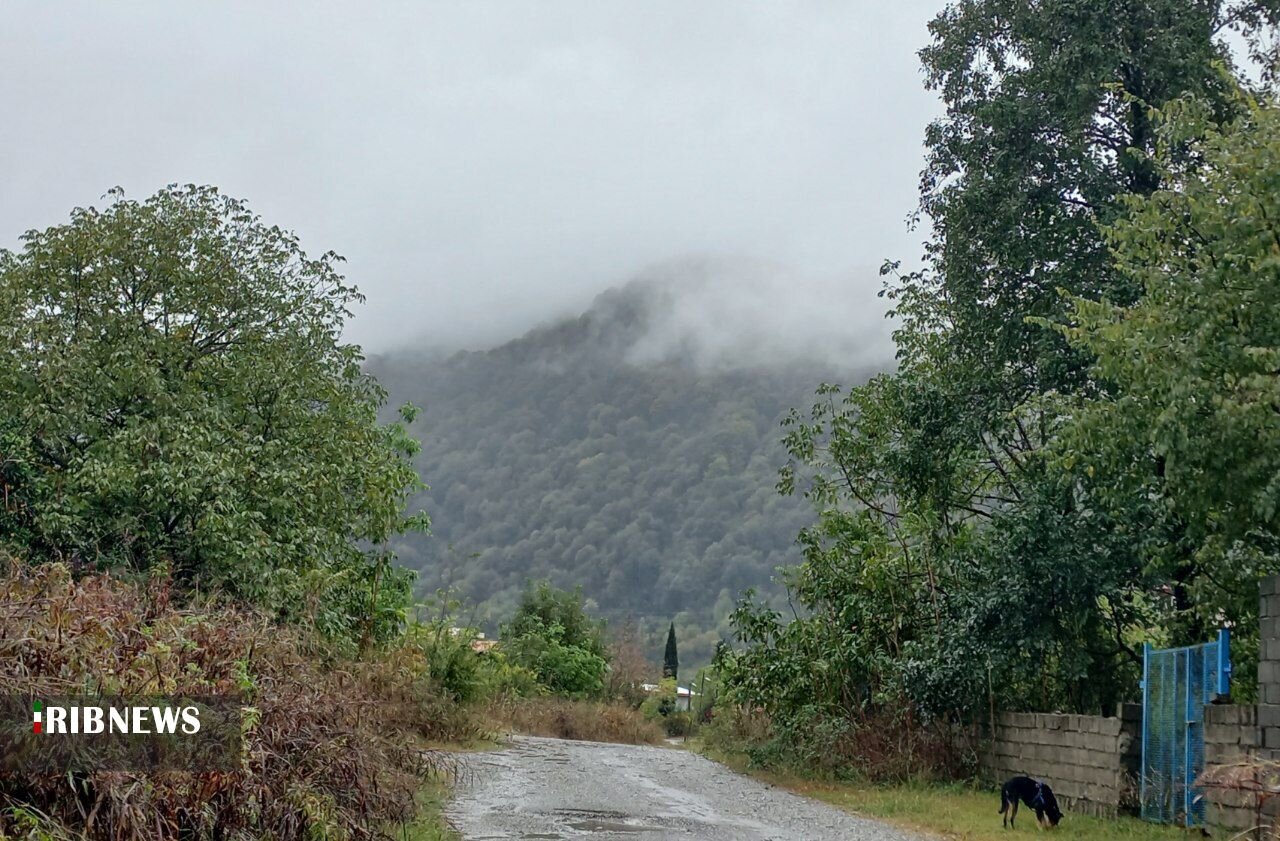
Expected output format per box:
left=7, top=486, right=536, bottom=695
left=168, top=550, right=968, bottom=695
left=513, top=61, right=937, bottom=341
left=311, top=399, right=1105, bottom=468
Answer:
left=999, top=776, right=1062, bottom=829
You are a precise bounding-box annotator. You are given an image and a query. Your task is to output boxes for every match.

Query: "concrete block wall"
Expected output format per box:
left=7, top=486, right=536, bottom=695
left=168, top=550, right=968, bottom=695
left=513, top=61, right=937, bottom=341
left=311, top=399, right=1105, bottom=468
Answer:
left=1202, top=704, right=1262, bottom=830
left=1258, top=577, right=1280, bottom=740
left=979, top=709, right=1140, bottom=818
left=1196, top=576, right=1280, bottom=836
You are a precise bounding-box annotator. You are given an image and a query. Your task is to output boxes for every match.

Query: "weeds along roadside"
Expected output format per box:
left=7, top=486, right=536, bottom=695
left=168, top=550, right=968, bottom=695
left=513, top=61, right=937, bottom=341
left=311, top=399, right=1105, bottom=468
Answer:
left=0, top=562, right=680, bottom=840
left=0, top=561, right=476, bottom=841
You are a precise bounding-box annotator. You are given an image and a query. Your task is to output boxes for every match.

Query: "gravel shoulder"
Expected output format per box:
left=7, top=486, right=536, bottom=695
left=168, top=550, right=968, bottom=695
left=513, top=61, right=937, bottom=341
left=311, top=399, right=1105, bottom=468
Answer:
left=446, top=735, right=926, bottom=840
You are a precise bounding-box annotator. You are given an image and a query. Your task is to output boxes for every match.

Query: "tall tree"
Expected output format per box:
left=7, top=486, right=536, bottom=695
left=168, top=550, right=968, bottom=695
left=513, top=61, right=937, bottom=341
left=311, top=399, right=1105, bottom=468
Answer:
left=1055, top=93, right=1280, bottom=692
left=725, top=0, right=1280, bottom=737
left=0, top=186, right=428, bottom=642
left=891, top=0, right=1278, bottom=524
left=663, top=622, right=679, bottom=681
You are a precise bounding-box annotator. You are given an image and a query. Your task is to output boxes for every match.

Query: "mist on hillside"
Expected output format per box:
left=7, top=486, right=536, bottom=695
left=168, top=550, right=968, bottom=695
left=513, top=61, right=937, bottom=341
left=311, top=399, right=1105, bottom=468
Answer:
left=616, top=258, right=895, bottom=371
left=385, top=257, right=897, bottom=374
left=369, top=270, right=890, bottom=667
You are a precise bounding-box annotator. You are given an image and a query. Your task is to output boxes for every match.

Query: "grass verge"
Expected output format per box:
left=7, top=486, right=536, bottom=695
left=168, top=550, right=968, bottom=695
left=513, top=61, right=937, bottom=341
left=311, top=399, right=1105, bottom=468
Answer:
left=485, top=696, right=664, bottom=744
left=696, top=744, right=1187, bottom=841
left=394, top=780, right=459, bottom=841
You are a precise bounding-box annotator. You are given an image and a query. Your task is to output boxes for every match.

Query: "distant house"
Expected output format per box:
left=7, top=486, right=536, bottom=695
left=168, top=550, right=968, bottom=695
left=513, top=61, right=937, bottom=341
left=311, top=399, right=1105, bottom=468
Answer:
left=640, top=682, right=697, bottom=712
left=449, top=627, right=498, bottom=654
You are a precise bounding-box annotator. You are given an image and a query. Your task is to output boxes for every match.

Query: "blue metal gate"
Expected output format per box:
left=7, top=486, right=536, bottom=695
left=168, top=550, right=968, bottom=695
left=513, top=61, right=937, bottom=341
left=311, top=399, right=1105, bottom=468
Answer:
left=1140, top=630, right=1232, bottom=826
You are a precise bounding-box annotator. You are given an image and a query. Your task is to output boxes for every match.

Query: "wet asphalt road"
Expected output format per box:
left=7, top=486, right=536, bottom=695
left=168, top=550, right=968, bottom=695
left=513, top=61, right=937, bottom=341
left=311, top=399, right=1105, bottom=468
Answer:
left=446, top=735, right=925, bottom=840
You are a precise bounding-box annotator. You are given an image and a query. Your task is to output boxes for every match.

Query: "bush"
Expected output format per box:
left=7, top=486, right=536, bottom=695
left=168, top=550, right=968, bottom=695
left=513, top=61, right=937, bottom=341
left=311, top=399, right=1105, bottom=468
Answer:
left=663, top=711, right=692, bottom=738
left=486, top=696, right=664, bottom=745
left=407, top=618, right=489, bottom=704
left=474, top=650, right=544, bottom=699
left=0, top=562, right=469, bottom=841
left=500, top=582, right=609, bottom=696
left=701, top=702, right=974, bottom=783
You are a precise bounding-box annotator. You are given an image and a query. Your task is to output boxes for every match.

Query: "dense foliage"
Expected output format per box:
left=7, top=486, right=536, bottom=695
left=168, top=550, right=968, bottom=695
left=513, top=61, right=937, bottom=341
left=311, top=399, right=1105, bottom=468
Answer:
left=501, top=581, right=610, bottom=696
left=718, top=0, right=1280, bottom=771
left=369, top=278, right=872, bottom=664
left=0, top=186, right=427, bottom=643
left=1057, top=91, right=1280, bottom=690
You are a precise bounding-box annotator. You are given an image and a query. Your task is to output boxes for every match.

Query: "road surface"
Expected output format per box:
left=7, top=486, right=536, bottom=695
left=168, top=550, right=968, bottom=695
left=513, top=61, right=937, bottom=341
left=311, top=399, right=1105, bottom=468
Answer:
left=447, top=735, right=925, bottom=840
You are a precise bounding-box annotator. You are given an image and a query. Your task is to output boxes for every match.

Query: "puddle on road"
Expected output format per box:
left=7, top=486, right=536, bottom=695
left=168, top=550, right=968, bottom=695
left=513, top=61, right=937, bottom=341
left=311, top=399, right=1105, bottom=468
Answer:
left=555, top=808, right=659, bottom=835
left=567, top=818, right=649, bottom=832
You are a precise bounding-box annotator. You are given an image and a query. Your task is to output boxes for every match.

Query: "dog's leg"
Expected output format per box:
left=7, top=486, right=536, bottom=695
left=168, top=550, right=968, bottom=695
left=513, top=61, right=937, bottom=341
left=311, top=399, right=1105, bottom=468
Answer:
left=1001, top=791, right=1009, bottom=829
left=1009, top=801, right=1018, bottom=829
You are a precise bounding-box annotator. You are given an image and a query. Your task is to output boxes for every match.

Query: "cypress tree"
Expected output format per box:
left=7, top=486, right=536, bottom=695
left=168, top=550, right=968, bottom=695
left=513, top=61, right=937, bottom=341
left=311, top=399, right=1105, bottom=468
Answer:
left=663, top=622, right=679, bottom=681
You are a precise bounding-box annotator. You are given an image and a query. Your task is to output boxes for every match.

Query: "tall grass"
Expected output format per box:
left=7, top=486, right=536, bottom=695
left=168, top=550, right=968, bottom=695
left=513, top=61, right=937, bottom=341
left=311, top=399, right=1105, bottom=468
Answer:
left=0, top=562, right=470, bottom=841
left=485, top=696, right=665, bottom=745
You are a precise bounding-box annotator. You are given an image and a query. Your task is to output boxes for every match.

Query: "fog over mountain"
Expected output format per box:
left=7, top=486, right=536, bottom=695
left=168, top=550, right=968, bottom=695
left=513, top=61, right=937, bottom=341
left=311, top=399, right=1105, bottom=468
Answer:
left=615, top=258, right=894, bottom=371
left=393, top=258, right=896, bottom=370
left=371, top=261, right=889, bottom=664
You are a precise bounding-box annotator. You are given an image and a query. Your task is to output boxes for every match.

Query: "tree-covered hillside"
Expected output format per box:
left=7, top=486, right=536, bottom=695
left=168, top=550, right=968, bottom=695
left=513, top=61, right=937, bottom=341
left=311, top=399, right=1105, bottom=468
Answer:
left=369, top=275, right=882, bottom=663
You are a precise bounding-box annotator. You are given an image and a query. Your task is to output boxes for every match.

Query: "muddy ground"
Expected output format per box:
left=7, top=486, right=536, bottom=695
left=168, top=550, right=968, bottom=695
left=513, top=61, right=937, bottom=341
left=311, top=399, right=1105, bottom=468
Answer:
left=447, top=735, right=924, bottom=840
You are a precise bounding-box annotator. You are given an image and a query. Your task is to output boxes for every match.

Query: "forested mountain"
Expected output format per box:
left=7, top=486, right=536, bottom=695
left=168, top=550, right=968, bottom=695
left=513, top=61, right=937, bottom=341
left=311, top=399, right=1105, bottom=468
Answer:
left=369, top=271, right=884, bottom=663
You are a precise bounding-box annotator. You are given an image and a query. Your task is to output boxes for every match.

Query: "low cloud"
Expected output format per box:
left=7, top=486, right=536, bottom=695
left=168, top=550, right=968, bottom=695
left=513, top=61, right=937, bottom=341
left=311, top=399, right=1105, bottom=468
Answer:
left=619, top=257, right=896, bottom=372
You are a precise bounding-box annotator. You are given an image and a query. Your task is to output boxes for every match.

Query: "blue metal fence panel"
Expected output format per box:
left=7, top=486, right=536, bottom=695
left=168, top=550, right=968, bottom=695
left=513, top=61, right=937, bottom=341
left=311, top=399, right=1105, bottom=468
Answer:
left=1140, top=630, right=1231, bottom=827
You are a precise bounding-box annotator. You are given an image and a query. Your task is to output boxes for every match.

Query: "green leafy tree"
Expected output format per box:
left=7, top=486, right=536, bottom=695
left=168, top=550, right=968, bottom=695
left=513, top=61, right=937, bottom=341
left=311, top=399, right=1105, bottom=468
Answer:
left=0, top=185, right=428, bottom=642
left=723, top=0, right=1280, bottom=748
left=501, top=581, right=609, bottom=695
left=663, top=622, right=679, bottom=681
left=1055, top=92, right=1280, bottom=691
left=881, top=0, right=1280, bottom=641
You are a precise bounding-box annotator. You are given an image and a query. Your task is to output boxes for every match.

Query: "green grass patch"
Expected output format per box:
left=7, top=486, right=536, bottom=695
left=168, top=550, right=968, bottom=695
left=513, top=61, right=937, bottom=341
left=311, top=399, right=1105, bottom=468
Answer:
left=801, top=782, right=1189, bottom=841
left=695, top=744, right=1186, bottom=841
left=393, top=779, right=459, bottom=841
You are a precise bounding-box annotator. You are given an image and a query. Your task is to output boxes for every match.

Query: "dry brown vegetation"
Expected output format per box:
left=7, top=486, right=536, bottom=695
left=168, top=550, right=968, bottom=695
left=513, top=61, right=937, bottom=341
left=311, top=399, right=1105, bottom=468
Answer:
left=0, top=562, right=473, bottom=841
left=485, top=696, right=665, bottom=745
left=702, top=704, right=975, bottom=782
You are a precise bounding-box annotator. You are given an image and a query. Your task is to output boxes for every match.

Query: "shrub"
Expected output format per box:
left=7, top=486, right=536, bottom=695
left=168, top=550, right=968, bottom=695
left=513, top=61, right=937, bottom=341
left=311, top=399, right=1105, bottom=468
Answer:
left=486, top=696, right=663, bottom=745
left=663, top=712, right=692, bottom=738
left=0, top=562, right=467, bottom=841
left=474, top=651, right=543, bottom=699
left=405, top=620, right=488, bottom=705
left=501, top=582, right=609, bottom=696
left=701, top=702, right=974, bottom=783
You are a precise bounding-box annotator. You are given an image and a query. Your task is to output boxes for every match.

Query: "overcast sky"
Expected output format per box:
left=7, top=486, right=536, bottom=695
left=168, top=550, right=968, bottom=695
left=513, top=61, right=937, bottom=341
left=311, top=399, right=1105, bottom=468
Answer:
left=1, top=2, right=943, bottom=353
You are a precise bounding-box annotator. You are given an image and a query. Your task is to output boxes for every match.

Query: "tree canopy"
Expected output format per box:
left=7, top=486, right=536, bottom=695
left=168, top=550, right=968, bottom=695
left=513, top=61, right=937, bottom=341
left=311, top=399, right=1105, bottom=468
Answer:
left=719, top=0, right=1280, bottom=757
left=1055, top=92, right=1280, bottom=674
left=0, top=185, right=427, bottom=642
left=501, top=581, right=610, bottom=696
